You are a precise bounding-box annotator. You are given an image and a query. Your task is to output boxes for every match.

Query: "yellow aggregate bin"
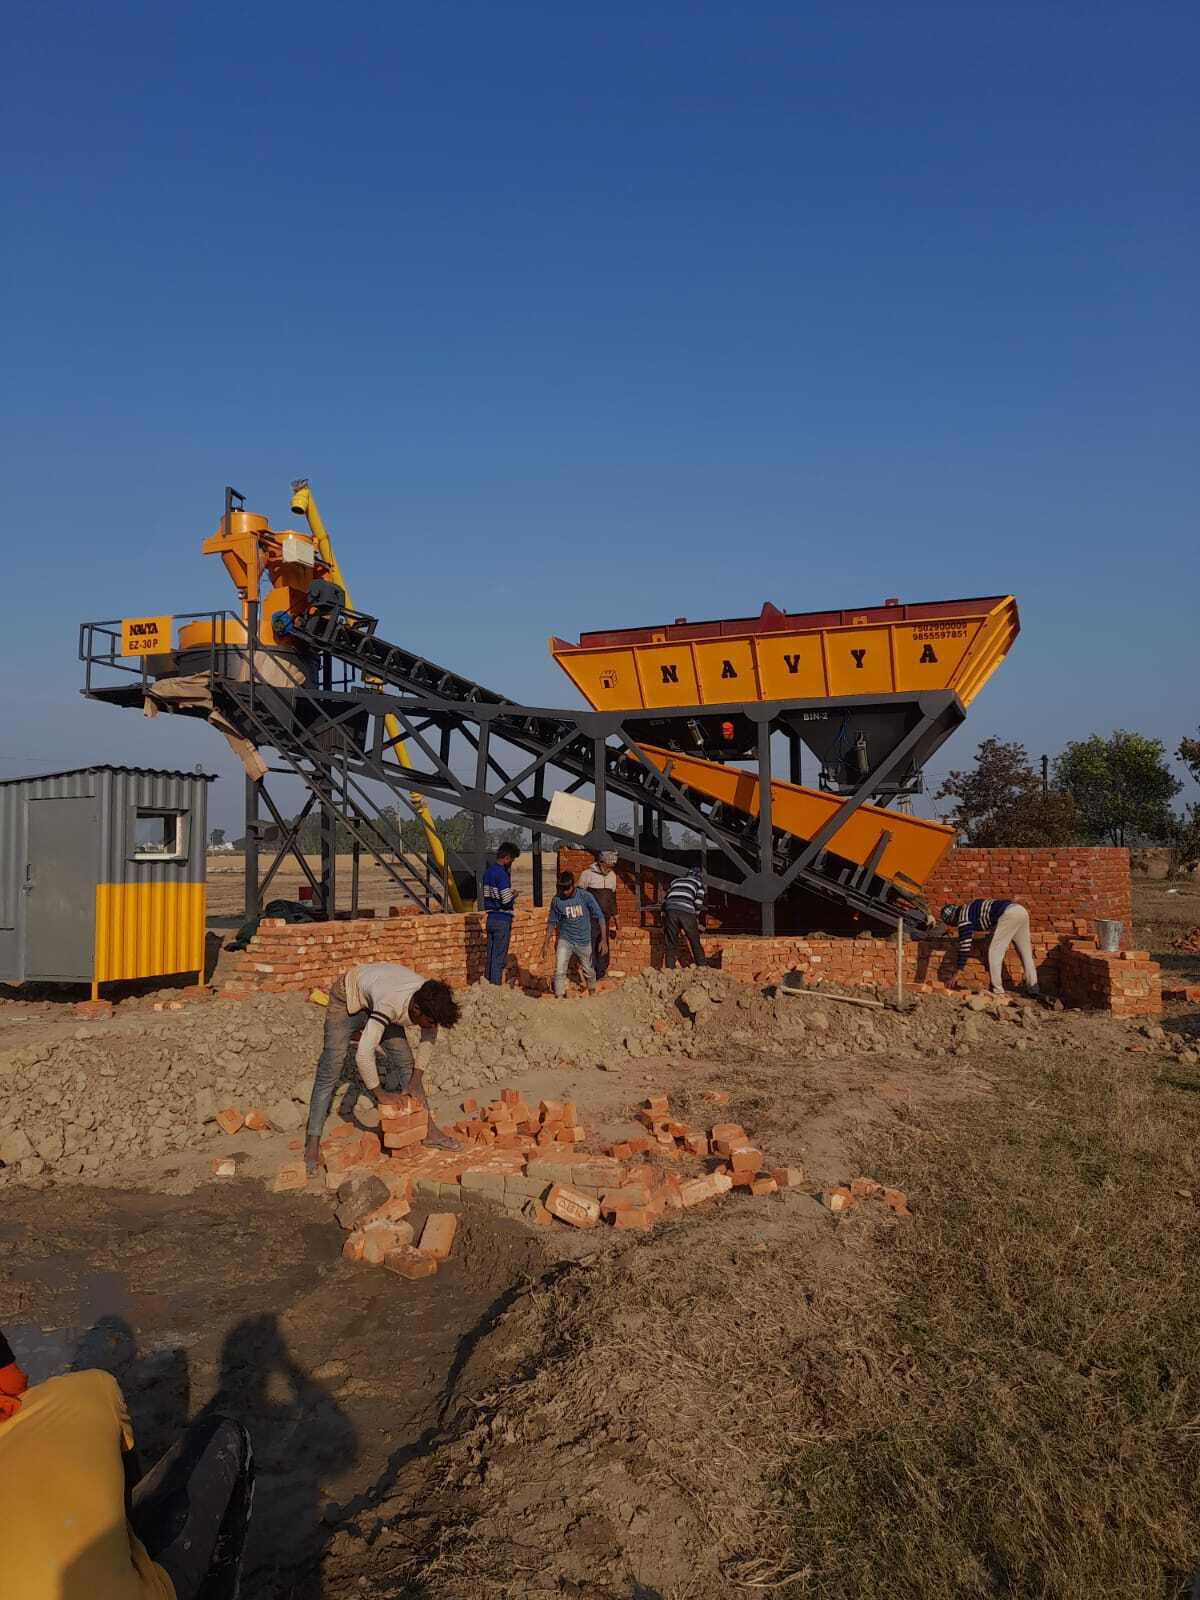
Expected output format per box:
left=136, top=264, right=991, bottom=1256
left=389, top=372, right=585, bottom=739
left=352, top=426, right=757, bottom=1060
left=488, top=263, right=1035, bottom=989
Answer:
left=552, top=595, right=1019, bottom=712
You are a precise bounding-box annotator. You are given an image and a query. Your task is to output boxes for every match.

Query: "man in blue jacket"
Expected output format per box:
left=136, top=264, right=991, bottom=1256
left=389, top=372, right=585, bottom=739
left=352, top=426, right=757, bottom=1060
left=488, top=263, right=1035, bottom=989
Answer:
left=542, top=870, right=607, bottom=997
left=482, top=842, right=520, bottom=985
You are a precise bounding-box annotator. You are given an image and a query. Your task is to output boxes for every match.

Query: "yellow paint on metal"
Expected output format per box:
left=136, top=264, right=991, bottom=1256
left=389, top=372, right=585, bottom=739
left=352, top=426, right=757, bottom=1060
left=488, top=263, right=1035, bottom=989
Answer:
left=288, top=481, right=465, bottom=912
left=636, top=746, right=954, bottom=890
left=94, top=882, right=207, bottom=984
left=120, top=616, right=173, bottom=657
left=551, top=596, right=1019, bottom=711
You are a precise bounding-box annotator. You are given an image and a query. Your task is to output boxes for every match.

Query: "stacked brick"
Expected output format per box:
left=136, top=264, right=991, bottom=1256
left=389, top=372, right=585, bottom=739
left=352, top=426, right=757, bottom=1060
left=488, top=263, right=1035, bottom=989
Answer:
left=221, top=909, right=546, bottom=997
left=1056, top=942, right=1162, bottom=1018
left=923, top=848, right=1132, bottom=942
left=559, top=845, right=1133, bottom=943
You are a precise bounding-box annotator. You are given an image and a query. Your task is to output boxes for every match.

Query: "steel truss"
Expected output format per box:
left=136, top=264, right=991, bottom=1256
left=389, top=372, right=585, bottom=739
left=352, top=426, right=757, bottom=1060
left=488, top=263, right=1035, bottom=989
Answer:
left=81, top=605, right=962, bottom=934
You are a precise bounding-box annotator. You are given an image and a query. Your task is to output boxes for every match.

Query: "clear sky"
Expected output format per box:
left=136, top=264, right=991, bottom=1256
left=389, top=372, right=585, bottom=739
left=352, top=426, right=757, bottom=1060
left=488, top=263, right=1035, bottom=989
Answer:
left=4, top=0, right=1196, bottom=831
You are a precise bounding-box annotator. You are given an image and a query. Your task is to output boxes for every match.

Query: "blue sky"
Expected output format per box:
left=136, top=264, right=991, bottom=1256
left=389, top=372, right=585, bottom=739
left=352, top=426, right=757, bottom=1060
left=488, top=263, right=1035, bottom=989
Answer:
left=4, top=0, right=1196, bottom=831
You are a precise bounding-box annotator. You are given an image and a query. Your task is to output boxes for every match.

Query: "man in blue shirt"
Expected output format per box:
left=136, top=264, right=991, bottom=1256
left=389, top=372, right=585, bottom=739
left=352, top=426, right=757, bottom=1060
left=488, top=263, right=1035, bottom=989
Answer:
left=542, top=870, right=607, bottom=997
left=940, top=898, right=1041, bottom=997
left=482, top=842, right=520, bottom=985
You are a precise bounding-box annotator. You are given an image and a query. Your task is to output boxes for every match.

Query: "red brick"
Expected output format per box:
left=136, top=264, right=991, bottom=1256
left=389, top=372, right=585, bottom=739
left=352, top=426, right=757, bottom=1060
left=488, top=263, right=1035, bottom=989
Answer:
left=824, top=1186, right=854, bottom=1213
left=417, top=1213, right=458, bottom=1260
left=545, top=1184, right=601, bottom=1227
left=384, top=1246, right=438, bottom=1279
left=244, top=1109, right=271, bottom=1132
left=216, top=1108, right=244, bottom=1136
left=850, top=1176, right=883, bottom=1199
left=74, top=999, right=114, bottom=1019
left=882, top=1187, right=912, bottom=1219
left=271, top=1161, right=308, bottom=1193
left=613, top=1207, right=655, bottom=1230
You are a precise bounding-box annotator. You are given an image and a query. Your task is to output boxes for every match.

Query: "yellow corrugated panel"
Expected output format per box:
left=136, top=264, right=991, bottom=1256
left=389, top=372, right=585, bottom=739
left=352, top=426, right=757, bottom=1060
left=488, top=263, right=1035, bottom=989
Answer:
left=551, top=596, right=1019, bottom=711
left=637, top=746, right=954, bottom=889
left=94, top=882, right=207, bottom=983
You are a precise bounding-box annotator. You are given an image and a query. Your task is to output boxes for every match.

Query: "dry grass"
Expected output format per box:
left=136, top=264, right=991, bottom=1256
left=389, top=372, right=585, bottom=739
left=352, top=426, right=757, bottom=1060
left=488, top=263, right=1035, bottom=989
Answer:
left=783, top=1048, right=1200, bottom=1599
left=352, top=1036, right=1200, bottom=1599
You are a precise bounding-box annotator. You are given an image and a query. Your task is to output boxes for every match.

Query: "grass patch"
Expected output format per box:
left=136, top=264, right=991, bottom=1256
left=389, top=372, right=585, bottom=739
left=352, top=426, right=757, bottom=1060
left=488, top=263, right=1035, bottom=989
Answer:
left=785, top=1049, right=1200, bottom=1599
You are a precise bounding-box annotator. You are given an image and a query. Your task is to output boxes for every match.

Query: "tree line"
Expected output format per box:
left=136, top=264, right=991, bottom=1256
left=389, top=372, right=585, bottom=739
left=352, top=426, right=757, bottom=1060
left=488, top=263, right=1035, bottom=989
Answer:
left=937, top=729, right=1200, bottom=869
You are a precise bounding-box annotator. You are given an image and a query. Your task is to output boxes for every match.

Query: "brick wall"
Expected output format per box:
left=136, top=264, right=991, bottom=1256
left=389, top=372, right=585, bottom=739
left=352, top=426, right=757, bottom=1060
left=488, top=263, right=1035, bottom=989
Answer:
left=923, top=848, right=1132, bottom=941
left=222, top=909, right=1160, bottom=1017
left=559, top=845, right=1133, bottom=942
left=222, top=909, right=548, bottom=998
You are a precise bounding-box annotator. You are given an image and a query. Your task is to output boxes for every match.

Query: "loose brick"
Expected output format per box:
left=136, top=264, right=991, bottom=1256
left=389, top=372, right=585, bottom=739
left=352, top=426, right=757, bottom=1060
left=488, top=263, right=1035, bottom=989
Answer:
left=679, top=1172, right=734, bottom=1207
left=418, top=1213, right=458, bottom=1260
left=613, top=1207, right=655, bottom=1230
left=701, top=1090, right=730, bottom=1104
left=211, top=1157, right=238, bottom=1178
left=850, top=1176, right=884, bottom=1199
left=710, top=1122, right=745, bottom=1144
left=271, top=1161, right=308, bottom=1193
left=244, top=1109, right=271, bottom=1132
left=545, top=1184, right=601, bottom=1228
left=728, top=1145, right=763, bottom=1173
left=384, top=1246, right=438, bottom=1279
left=882, top=1186, right=912, bottom=1218
left=216, top=1108, right=244, bottom=1136
left=824, top=1186, right=854, bottom=1213
left=771, top=1166, right=804, bottom=1188
left=749, top=1176, right=778, bottom=1197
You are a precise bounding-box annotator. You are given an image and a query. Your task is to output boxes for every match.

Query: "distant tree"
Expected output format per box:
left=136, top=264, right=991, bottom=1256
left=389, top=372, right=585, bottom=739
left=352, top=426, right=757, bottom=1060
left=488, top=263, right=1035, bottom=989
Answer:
left=1054, top=731, right=1181, bottom=846
left=1165, top=804, right=1200, bottom=879
left=937, top=738, right=1077, bottom=846
left=209, top=827, right=226, bottom=847
left=1179, top=731, right=1200, bottom=786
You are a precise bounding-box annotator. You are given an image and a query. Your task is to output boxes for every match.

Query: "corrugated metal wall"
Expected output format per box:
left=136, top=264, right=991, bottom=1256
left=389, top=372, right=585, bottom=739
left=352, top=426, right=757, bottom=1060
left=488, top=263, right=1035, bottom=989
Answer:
left=97, top=768, right=209, bottom=887
left=0, top=767, right=211, bottom=982
left=0, top=769, right=100, bottom=929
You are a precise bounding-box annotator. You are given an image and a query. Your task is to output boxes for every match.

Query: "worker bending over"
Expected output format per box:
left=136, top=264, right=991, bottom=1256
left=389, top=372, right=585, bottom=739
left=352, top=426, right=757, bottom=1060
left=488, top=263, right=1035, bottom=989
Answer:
left=305, top=962, right=461, bottom=1173
left=577, top=850, right=619, bottom=978
left=940, top=899, right=1041, bottom=998
left=0, top=1329, right=252, bottom=1600
left=661, top=867, right=709, bottom=970
left=482, top=841, right=520, bottom=985
left=543, top=871, right=606, bottom=997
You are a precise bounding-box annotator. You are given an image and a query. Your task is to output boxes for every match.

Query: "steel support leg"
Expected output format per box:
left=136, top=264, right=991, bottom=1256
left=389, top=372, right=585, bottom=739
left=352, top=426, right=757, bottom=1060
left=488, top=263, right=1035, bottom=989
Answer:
left=244, top=776, right=261, bottom=922
left=757, top=721, right=775, bottom=936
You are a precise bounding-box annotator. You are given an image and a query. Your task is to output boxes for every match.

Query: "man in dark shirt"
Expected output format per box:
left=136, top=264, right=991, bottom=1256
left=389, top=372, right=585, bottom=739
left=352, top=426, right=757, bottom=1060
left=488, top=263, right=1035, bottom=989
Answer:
left=940, top=898, right=1041, bottom=996
left=661, top=867, right=709, bottom=970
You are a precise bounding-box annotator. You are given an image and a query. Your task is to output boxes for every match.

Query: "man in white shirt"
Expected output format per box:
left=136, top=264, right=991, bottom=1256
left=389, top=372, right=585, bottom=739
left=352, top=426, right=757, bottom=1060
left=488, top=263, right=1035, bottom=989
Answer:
left=304, top=963, right=461, bottom=1173
left=577, top=850, right=619, bottom=978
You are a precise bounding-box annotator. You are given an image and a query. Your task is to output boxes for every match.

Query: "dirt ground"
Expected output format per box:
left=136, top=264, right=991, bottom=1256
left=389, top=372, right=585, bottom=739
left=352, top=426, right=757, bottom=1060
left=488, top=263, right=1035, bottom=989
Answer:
left=3, top=887, right=1200, bottom=1597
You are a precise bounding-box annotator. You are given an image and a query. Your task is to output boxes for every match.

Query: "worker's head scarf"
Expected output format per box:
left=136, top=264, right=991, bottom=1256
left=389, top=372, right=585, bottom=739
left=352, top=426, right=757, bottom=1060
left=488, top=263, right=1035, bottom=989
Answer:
left=599, top=851, right=617, bottom=865
left=0, top=1332, right=28, bottom=1420
left=939, top=904, right=961, bottom=927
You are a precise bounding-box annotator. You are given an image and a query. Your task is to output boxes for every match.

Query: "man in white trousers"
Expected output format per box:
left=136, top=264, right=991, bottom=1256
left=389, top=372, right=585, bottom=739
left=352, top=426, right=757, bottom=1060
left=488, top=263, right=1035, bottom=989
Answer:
left=939, top=899, right=1042, bottom=998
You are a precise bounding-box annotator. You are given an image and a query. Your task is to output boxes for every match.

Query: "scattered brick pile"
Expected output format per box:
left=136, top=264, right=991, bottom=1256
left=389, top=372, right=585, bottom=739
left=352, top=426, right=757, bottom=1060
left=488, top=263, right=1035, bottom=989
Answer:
left=1163, top=984, right=1200, bottom=1003
left=1170, top=926, right=1200, bottom=952
left=272, top=1087, right=818, bottom=1269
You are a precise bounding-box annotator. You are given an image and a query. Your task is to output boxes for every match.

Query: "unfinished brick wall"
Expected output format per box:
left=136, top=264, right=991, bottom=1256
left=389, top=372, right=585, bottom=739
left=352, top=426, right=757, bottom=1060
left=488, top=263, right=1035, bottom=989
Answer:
left=222, top=909, right=548, bottom=997
left=923, top=848, right=1132, bottom=941
left=560, top=845, right=1133, bottom=941
left=221, top=888, right=1159, bottom=1018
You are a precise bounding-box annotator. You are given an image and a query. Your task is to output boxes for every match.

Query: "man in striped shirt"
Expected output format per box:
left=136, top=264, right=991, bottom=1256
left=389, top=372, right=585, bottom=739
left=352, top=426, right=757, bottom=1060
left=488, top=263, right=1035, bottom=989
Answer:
left=661, top=867, right=709, bottom=970
left=940, top=899, right=1041, bottom=998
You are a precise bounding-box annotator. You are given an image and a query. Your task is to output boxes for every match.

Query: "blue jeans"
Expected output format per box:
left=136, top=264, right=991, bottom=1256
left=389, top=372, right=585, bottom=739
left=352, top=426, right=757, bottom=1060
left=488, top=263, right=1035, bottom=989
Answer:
left=485, top=913, right=512, bottom=985
left=554, top=938, right=596, bottom=997
left=306, top=980, right=414, bottom=1138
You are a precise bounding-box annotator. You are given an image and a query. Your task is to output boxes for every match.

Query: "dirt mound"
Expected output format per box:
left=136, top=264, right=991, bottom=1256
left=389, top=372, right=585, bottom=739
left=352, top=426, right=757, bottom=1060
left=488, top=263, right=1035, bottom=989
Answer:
left=323, top=1189, right=852, bottom=1597
left=0, top=995, right=322, bottom=1187
left=424, top=966, right=993, bottom=1094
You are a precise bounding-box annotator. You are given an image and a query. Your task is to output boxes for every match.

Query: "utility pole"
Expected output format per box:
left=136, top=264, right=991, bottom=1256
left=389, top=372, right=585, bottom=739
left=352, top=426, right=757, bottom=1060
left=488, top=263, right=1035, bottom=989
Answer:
left=1041, top=754, right=1049, bottom=799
